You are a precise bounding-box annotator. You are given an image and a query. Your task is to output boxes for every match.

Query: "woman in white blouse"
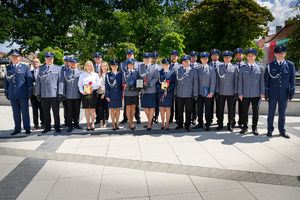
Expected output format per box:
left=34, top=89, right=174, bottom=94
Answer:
left=78, top=61, right=100, bottom=131
left=97, top=61, right=110, bottom=128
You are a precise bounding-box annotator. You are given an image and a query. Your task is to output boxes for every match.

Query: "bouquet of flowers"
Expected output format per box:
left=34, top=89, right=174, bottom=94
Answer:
left=85, top=81, right=93, bottom=99
left=160, top=80, right=170, bottom=102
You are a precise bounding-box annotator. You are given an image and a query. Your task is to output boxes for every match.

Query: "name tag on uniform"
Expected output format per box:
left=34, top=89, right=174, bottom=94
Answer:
left=161, top=81, right=168, bottom=90
left=84, top=85, right=91, bottom=94
left=136, top=79, right=144, bottom=88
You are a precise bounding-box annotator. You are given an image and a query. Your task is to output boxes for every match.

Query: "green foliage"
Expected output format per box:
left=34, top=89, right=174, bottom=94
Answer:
left=179, top=0, right=274, bottom=53
left=160, top=33, right=185, bottom=59
left=115, top=43, right=139, bottom=62
left=286, top=16, right=300, bottom=69
left=38, top=47, right=64, bottom=66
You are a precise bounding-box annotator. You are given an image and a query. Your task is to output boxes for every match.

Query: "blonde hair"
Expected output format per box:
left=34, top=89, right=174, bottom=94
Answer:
left=84, top=61, right=94, bottom=72
left=99, top=61, right=110, bottom=77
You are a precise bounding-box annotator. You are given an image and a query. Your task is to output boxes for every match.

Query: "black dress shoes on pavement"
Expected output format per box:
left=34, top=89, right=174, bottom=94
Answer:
left=42, top=128, right=51, bottom=134
left=185, top=126, right=191, bottom=132
left=193, top=124, right=203, bottom=129
left=227, top=126, right=233, bottom=132
left=67, top=127, right=73, bottom=132
left=74, top=125, right=82, bottom=129
left=205, top=126, right=210, bottom=131
left=280, top=132, right=290, bottom=139
left=240, top=127, right=248, bottom=134
left=216, top=126, right=223, bottom=130
left=55, top=128, right=61, bottom=133
left=252, top=128, right=259, bottom=136
left=136, top=119, right=141, bottom=124
left=266, top=131, right=272, bottom=137
left=175, top=126, right=183, bottom=130
left=11, top=130, right=21, bottom=136
left=25, top=130, right=31, bottom=135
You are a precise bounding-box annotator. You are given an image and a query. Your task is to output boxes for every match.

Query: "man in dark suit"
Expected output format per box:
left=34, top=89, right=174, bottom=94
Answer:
left=30, top=57, right=44, bottom=130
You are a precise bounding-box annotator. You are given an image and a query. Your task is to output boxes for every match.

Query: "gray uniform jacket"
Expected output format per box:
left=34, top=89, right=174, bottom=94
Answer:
left=63, top=68, right=83, bottom=99
left=238, top=63, right=265, bottom=98
left=175, top=66, right=198, bottom=98
left=197, top=64, right=216, bottom=97
left=122, top=69, right=139, bottom=96
left=170, top=62, right=181, bottom=71
left=138, top=63, right=158, bottom=94
left=216, top=62, right=238, bottom=96
left=190, top=62, right=200, bottom=69
left=36, top=64, right=63, bottom=98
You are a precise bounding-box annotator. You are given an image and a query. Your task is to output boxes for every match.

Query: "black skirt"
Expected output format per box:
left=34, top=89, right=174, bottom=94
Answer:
left=124, top=96, right=139, bottom=106
left=81, top=91, right=98, bottom=109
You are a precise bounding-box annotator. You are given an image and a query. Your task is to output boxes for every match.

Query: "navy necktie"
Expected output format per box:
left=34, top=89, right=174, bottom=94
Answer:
left=72, top=70, right=75, bottom=75
left=250, top=65, right=253, bottom=71
left=225, top=64, right=228, bottom=70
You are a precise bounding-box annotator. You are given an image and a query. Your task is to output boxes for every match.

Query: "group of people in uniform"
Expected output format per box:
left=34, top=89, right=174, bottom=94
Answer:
left=4, top=45, right=295, bottom=139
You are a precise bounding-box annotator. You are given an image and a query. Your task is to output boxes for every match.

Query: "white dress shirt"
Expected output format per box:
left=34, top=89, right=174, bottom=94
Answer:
left=78, top=71, right=100, bottom=94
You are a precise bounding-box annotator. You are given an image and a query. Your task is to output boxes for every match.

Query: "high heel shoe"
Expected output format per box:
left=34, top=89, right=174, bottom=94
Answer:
left=161, top=127, right=165, bottom=130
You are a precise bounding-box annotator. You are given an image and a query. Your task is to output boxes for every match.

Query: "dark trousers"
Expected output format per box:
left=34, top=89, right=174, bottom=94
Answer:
left=30, top=95, right=44, bottom=127
left=97, top=95, right=109, bottom=121
left=192, top=99, right=197, bottom=121
left=41, top=97, right=60, bottom=130
left=10, top=98, right=30, bottom=131
left=217, top=95, right=235, bottom=127
left=123, top=102, right=140, bottom=121
left=170, top=97, right=178, bottom=122
left=242, top=97, right=260, bottom=130
left=154, top=94, right=159, bottom=120
left=267, top=98, right=287, bottom=133
left=177, top=97, right=194, bottom=128
left=66, top=99, right=81, bottom=127
left=197, top=96, right=213, bottom=127
left=212, top=97, right=219, bottom=121
left=233, top=98, right=243, bottom=126
left=62, top=100, right=67, bottom=124
left=96, top=94, right=100, bottom=122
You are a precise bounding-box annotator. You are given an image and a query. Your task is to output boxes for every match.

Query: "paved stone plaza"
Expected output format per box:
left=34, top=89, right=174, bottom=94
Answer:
left=0, top=105, right=300, bottom=200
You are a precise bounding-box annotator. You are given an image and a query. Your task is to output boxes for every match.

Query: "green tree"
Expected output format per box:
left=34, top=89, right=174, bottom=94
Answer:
left=179, top=0, right=274, bottom=55
left=286, top=1, right=300, bottom=69
left=160, top=33, right=185, bottom=59
left=38, top=46, right=64, bottom=66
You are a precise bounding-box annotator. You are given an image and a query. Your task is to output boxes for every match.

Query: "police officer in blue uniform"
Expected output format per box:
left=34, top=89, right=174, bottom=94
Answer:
left=265, top=45, right=295, bottom=138
left=193, top=52, right=216, bottom=131
left=139, top=52, right=159, bottom=130
left=122, top=58, right=140, bottom=130
left=239, top=48, right=265, bottom=135
left=120, top=49, right=141, bottom=124
left=216, top=50, right=238, bottom=131
left=105, top=59, right=123, bottom=130
left=175, top=55, right=198, bottom=131
left=4, top=49, right=33, bottom=135
left=151, top=51, right=161, bottom=124
left=63, top=56, right=83, bottom=132
left=169, top=50, right=181, bottom=124
left=209, top=49, right=221, bottom=122
left=36, top=52, right=64, bottom=133
left=233, top=48, right=245, bottom=128
left=190, top=51, right=199, bottom=125
left=94, top=52, right=102, bottom=124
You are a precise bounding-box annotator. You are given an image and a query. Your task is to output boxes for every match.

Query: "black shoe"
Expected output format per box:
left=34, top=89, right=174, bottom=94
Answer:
left=227, top=126, right=233, bottom=132
left=232, top=122, right=236, bottom=128
left=238, top=124, right=243, bottom=129
left=33, top=125, right=39, bottom=130
left=240, top=127, right=248, bottom=134
left=266, top=131, right=272, bottom=137
left=152, top=118, right=158, bottom=123
left=147, top=127, right=151, bottom=131
left=217, top=126, right=223, bottom=130
left=205, top=126, right=210, bottom=131
left=161, top=127, right=165, bottom=130
left=252, top=128, right=259, bottom=136
left=67, top=127, right=73, bottom=132
left=175, top=126, right=183, bottom=130
left=10, top=130, right=21, bottom=136
left=120, top=119, right=127, bottom=124
left=280, top=132, right=290, bottom=139
left=42, top=128, right=51, bottom=134
left=143, top=125, right=147, bottom=128
left=193, top=124, right=203, bottom=129
left=95, top=120, right=100, bottom=124
left=136, top=119, right=141, bottom=124
left=74, top=125, right=82, bottom=129
left=130, top=126, right=135, bottom=131
left=166, top=128, right=170, bottom=131
left=25, top=130, right=31, bottom=135
left=112, top=128, right=116, bottom=131
left=185, top=126, right=191, bottom=132
left=192, top=120, right=196, bottom=125
left=55, top=128, right=61, bottom=133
